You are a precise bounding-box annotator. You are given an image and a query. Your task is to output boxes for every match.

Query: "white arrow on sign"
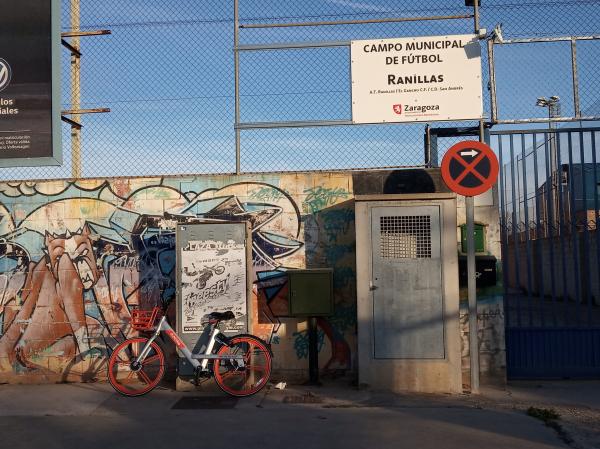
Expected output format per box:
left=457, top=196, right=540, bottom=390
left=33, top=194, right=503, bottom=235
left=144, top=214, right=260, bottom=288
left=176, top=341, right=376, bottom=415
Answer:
left=460, top=149, right=479, bottom=158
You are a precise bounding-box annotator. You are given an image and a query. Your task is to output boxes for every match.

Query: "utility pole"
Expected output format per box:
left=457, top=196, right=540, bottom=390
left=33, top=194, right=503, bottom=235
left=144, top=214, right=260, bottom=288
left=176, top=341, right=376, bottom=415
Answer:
left=70, top=0, right=82, bottom=178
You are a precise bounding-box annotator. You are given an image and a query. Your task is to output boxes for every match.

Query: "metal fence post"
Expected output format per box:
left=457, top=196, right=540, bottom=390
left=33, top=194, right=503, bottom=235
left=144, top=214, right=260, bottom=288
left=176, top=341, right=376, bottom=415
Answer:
left=487, top=39, right=498, bottom=124
left=234, top=0, right=241, bottom=175
left=571, top=39, right=581, bottom=119
left=473, top=0, right=480, bottom=34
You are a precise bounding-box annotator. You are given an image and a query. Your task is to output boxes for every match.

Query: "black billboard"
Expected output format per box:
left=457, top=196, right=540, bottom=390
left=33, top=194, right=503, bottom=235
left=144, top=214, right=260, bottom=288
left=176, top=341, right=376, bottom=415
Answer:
left=0, top=0, right=61, bottom=166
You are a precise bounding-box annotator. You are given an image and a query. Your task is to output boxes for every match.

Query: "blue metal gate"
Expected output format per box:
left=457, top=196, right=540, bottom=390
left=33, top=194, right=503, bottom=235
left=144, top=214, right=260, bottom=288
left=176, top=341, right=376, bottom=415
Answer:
left=494, top=127, right=600, bottom=379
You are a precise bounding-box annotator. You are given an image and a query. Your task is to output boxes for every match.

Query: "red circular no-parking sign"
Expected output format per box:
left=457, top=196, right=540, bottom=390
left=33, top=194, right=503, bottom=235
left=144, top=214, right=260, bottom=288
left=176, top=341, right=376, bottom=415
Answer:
left=441, top=141, right=499, bottom=197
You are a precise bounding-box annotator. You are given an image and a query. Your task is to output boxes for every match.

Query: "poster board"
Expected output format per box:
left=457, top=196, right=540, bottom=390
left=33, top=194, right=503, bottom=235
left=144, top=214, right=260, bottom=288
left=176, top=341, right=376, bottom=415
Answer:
left=0, top=0, right=62, bottom=167
left=176, top=222, right=251, bottom=375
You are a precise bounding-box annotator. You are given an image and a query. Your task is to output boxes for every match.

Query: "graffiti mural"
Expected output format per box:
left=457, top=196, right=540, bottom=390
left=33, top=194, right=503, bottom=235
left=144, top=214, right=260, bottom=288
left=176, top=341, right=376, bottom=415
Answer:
left=0, top=175, right=357, bottom=382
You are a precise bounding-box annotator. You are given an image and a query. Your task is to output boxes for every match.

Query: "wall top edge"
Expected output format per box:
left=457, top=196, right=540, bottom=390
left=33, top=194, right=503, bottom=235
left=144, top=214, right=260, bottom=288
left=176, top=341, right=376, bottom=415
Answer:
left=355, top=193, right=457, bottom=201
left=0, top=168, right=417, bottom=185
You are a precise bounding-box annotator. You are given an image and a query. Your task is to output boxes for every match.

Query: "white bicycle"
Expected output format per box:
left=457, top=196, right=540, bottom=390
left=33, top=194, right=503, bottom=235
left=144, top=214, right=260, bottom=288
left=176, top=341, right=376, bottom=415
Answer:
left=108, top=307, right=272, bottom=397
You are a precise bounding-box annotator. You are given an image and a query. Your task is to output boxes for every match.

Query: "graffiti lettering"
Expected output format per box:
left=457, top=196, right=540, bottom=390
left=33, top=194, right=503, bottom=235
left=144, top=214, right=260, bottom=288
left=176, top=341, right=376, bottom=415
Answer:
left=111, top=256, right=140, bottom=270
left=319, top=208, right=355, bottom=242
left=303, top=187, right=349, bottom=214
left=249, top=187, right=285, bottom=203
left=293, top=329, right=325, bottom=359
left=183, top=240, right=242, bottom=251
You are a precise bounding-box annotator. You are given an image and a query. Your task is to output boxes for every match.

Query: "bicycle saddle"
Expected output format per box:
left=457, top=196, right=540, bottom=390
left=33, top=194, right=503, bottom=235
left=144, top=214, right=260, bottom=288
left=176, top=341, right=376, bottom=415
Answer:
left=207, top=311, right=235, bottom=321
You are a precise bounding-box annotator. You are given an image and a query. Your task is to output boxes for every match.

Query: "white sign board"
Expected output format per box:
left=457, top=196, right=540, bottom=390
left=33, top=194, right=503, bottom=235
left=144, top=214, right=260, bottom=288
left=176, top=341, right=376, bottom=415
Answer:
left=180, top=239, right=247, bottom=333
left=351, top=34, right=483, bottom=124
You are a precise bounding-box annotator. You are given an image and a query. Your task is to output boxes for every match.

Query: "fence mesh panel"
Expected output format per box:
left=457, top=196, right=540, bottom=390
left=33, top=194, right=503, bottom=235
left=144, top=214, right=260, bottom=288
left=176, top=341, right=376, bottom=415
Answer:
left=0, top=0, right=598, bottom=180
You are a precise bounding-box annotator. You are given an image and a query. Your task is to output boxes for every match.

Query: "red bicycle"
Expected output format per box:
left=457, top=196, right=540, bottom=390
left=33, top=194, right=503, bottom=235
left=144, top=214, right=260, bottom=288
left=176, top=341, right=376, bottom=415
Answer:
left=107, top=307, right=272, bottom=397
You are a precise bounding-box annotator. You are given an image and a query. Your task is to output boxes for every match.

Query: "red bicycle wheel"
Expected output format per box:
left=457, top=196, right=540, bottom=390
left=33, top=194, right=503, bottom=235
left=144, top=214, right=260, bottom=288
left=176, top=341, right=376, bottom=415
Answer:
left=108, top=338, right=165, bottom=397
left=213, top=335, right=272, bottom=397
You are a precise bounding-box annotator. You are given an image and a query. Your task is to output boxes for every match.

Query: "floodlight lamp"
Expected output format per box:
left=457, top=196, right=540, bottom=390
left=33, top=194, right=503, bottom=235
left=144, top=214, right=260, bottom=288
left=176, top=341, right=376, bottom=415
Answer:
left=492, top=23, right=503, bottom=43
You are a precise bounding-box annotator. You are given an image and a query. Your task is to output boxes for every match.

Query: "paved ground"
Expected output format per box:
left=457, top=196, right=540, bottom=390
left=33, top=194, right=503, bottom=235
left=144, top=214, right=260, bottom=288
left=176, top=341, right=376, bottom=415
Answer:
left=476, top=381, right=600, bottom=449
left=0, top=380, right=598, bottom=449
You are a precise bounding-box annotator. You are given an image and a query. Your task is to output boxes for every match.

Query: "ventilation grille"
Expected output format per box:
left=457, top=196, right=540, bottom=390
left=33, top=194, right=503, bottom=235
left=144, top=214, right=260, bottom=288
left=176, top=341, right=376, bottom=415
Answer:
left=380, top=216, right=432, bottom=259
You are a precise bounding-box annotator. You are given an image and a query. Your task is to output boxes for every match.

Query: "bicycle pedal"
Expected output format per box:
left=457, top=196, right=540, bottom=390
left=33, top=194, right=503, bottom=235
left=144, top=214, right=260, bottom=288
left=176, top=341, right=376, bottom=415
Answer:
left=195, top=370, right=211, bottom=380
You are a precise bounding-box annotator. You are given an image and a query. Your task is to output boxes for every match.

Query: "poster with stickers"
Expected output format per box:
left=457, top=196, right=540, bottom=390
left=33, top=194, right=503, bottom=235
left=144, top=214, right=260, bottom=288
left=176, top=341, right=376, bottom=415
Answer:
left=180, top=239, right=247, bottom=333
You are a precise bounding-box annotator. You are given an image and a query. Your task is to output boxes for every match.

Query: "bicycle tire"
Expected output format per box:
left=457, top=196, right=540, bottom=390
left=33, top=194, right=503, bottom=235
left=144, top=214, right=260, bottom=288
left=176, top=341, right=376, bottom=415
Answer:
left=213, top=334, right=272, bottom=397
left=108, top=337, right=165, bottom=397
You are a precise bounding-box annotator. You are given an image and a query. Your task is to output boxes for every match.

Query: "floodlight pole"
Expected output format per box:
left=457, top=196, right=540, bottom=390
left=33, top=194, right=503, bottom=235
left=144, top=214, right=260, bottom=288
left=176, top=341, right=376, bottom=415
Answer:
left=536, top=96, right=561, bottom=228
left=536, top=96, right=560, bottom=174
left=70, top=0, right=82, bottom=179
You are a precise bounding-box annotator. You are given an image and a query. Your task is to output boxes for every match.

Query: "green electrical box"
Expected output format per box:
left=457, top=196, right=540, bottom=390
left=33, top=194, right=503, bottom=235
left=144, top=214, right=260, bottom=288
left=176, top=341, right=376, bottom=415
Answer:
left=287, top=269, right=334, bottom=317
left=460, top=223, right=485, bottom=253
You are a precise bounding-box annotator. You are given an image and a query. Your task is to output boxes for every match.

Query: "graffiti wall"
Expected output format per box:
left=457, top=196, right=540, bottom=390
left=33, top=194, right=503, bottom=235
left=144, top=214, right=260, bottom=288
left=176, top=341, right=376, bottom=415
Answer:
left=0, top=173, right=356, bottom=383
left=0, top=169, right=504, bottom=386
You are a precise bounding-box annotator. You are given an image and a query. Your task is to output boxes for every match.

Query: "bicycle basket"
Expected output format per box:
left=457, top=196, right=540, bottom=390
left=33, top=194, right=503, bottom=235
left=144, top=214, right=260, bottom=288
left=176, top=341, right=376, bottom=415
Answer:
left=130, top=307, right=161, bottom=331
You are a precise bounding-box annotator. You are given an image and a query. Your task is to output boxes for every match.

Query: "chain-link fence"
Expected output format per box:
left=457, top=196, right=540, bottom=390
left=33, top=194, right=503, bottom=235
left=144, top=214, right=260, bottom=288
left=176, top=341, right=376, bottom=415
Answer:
left=1, top=0, right=599, bottom=180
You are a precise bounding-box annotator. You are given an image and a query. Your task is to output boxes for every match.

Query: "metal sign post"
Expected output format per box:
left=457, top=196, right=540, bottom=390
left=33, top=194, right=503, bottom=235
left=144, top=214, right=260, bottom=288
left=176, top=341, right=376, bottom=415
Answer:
left=469, top=120, right=485, bottom=394
left=441, top=132, right=499, bottom=394
left=465, top=195, right=479, bottom=393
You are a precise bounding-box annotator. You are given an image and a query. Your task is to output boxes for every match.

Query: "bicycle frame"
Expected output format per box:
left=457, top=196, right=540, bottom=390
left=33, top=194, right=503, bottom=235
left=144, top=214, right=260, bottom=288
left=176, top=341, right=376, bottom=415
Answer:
left=134, top=316, right=245, bottom=372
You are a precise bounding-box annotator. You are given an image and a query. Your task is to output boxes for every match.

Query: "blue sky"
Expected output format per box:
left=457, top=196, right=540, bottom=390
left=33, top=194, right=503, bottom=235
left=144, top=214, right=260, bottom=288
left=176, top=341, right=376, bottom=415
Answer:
left=2, top=0, right=600, bottom=179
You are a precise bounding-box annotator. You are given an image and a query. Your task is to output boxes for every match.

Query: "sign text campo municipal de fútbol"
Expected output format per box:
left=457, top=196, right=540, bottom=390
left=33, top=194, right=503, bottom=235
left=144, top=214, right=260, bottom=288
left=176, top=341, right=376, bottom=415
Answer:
left=351, top=34, right=483, bottom=124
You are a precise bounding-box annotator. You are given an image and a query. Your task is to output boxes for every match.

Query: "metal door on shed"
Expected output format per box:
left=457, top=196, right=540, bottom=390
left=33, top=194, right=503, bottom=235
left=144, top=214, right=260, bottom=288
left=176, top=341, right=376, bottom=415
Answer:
left=371, top=205, right=444, bottom=359
left=176, top=222, right=251, bottom=375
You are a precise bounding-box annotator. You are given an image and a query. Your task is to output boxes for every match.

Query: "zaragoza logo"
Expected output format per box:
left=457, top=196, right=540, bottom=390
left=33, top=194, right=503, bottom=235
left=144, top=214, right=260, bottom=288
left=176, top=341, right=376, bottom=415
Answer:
left=392, top=104, right=402, bottom=115
left=0, top=59, right=12, bottom=92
